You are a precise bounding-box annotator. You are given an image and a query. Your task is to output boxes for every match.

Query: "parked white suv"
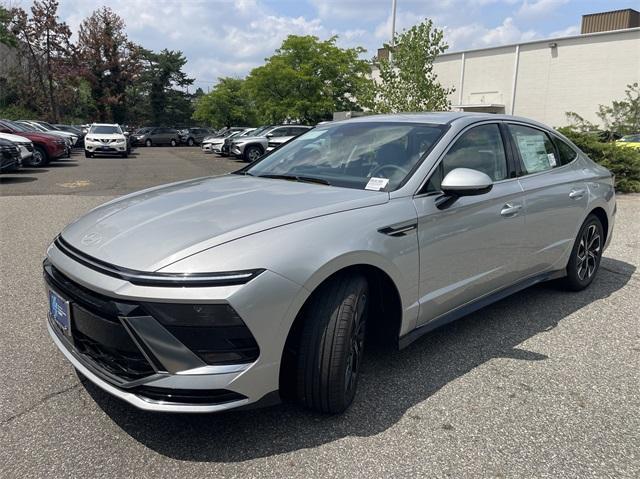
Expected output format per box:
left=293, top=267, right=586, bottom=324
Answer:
left=85, top=124, right=128, bottom=158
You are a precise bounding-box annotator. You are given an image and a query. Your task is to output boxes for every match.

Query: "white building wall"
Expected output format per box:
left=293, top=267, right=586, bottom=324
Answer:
left=432, top=28, right=640, bottom=127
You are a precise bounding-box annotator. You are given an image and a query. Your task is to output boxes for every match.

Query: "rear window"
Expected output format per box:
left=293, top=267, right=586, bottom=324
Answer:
left=553, top=137, right=577, bottom=165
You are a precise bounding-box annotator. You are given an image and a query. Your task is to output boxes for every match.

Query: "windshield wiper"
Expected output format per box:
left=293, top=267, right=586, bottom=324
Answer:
left=257, top=174, right=330, bottom=185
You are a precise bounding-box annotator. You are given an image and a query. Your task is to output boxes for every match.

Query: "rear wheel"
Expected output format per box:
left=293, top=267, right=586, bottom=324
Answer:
left=295, top=273, right=369, bottom=413
left=187, top=137, right=195, bottom=146
left=561, top=214, right=604, bottom=291
left=29, top=145, right=49, bottom=166
left=244, top=145, right=262, bottom=162
left=170, top=139, right=177, bottom=147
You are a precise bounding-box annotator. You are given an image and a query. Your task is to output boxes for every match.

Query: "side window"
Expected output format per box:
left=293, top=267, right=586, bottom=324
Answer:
left=426, top=124, right=508, bottom=192
left=553, top=137, right=577, bottom=165
left=270, top=128, right=288, bottom=137
left=292, top=127, right=309, bottom=136
left=509, top=124, right=558, bottom=174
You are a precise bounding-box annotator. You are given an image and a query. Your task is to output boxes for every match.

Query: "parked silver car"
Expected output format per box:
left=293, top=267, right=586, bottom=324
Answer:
left=45, top=113, right=615, bottom=414
left=230, top=125, right=312, bottom=161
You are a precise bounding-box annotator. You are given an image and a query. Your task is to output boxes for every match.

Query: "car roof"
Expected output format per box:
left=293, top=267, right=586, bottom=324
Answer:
left=331, top=112, right=552, bottom=130
left=91, top=123, right=120, bottom=127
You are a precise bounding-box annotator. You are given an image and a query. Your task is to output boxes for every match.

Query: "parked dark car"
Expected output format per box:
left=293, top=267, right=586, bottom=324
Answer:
left=54, top=124, right=86, bottom=147
left=180, top=127, right=214, bottom=146
left=0, top=119, right=66, bottom=166
left=131, top=127, right=180, bottom=147
left=0, top=138, right=21, bottom=172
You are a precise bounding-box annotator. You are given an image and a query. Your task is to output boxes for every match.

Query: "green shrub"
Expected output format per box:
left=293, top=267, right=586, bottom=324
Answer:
left=0, top=104, right=38, bottom=120
left=558, top=127, right=640, bottom=193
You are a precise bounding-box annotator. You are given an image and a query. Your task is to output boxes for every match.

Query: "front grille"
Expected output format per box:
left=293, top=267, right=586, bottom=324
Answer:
left=44, top=263, right=155, bottom=381
left=131, top=386, right=246, bottom=404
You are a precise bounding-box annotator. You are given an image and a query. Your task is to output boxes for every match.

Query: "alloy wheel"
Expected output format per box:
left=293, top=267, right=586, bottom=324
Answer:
left=576, top=224, right=601, bottom=281
left=247, top=148, right=261, bottom=162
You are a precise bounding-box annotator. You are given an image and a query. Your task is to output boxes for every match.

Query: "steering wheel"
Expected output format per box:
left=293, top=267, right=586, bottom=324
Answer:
left=371, top=164, right=408, bottom=178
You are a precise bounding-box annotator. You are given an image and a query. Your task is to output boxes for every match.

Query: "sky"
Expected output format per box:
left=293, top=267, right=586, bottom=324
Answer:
left=11, top=0, right=638, bottom=91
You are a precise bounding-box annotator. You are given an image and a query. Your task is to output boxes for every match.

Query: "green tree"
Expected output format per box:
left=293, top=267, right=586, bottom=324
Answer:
left=370, top=19, right=454, bottom=113
left=0, top=5, right=17, bottom=47
left=596, top=83, right=640, bottom=136
left=193, top=77, right=256, bottom=128
left=8, top=0, right=75, bottom=121
left=245, top=35, right=373, bottom=124
left=76, top=7, right=141, bottom=123
left=140, top=48, right=194, bottom=125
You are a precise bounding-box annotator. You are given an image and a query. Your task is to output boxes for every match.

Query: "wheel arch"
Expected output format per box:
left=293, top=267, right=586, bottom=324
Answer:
left=588, top=206, right=609, bottom=244
left=278, top=261, right=404, bottom=399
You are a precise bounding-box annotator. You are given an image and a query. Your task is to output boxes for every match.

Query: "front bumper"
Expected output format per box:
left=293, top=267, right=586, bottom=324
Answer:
left=85, top=140, right=127, bottom=154
left=45, top=241, right=303, bottom=412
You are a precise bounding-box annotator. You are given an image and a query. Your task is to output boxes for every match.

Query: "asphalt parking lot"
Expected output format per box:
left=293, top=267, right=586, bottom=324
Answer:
left=1, top=147, right=639, bottom=478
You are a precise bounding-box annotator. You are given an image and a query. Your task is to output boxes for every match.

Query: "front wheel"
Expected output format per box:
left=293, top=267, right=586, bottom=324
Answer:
left=170, top=139, right=177, bottom=147
left=29, top=145, right=49, bottom=166
left=145, top=139, right=152, bottom=147
left=244, top=145, right=262, bottom=162
left=84, top=150, right=93, bottom=158
left=295, top=273, right=369, bottom=413
left=187, top=138, right=194, bottom=146
left=561, top=214, right=604, bottom=291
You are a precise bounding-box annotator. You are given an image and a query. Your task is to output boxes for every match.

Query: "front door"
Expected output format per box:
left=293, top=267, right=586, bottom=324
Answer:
left=413, top=123, right=527, bottom=326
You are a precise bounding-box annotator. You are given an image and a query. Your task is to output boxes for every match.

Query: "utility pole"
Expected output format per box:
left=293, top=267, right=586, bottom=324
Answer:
left=389, top=0, right=397, bottom=63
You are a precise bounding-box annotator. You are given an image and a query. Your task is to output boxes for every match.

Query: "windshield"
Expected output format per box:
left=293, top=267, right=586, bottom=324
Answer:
left=21, top=121, right=46, bottom=132
left=3, top=120, right=30, bottom=132
left=245, top=122, right=445, bottom=191
left=246, top=126, right=268, bottom=137
left=135, top=128, right=150, bottom=134
left=90, top=125, right=122, bottom=135
left=38, top=121, right=56, bottom=130
left=239, top=128, right=256, bottom=137
left=620, top=134, right=640, bottom=142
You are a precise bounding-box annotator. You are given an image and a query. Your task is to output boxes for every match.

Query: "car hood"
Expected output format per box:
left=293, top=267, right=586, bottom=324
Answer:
left=60, top=174, right=388, bottom=272
left=232, top=136, right=265, bottom=143
left=0, top=132, right=32, bottom=144
left=87, top=133, right=125, bottom=140
left=16, top=131, right=62, bottom=142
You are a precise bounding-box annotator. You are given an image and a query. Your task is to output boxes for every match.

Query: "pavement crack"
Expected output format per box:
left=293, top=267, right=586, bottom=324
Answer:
left=1, top=383, right=80, bottom=426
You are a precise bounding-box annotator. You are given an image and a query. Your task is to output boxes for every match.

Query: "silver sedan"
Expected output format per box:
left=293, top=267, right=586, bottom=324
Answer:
left=44, top=112, right=615, bottom=414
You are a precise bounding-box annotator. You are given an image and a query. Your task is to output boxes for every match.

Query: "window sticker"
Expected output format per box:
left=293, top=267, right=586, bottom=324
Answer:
left=516, top=135, right=550, bottom=173
left=547, top=153, right=557, bottom=167
left=365, top=177, right=389, bottom=191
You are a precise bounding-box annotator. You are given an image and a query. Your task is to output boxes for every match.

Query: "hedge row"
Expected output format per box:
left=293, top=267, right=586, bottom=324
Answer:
left=558, top=127, right=640, bottom=193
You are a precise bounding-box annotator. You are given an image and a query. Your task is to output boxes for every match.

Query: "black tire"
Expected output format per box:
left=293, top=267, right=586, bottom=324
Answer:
left=29, top=145, right=49, bottom=166
left=561, top=214, right=604, bottom=291
left=84, top=150, right=93, bottom=158
left=187, top=137, right=195, bottom=146
left=295, top=273, right=369, bottom=413
left=170, top=139, right=177, bottom=147
left=145, top=139, right=152, bottom=147
left=243, top=145, right=263, bottom=162
left=121, top=152, right=128, bottom=158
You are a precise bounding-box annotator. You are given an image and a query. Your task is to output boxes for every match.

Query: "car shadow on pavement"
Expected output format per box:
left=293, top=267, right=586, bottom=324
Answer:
left=0, top=176, right=37, bottom=183
left=83, top=256, right=635, bottom=462
left=47, top=161, right=78, bottom=167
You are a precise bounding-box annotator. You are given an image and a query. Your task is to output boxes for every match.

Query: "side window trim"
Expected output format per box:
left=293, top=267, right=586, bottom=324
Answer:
left=415, top=121, right=515, bottom=196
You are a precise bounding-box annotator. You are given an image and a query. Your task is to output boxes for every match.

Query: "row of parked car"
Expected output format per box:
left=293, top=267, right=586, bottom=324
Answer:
left=0, top=119, right=84, bottom=170
left=201, top=124, right=313, bottom=162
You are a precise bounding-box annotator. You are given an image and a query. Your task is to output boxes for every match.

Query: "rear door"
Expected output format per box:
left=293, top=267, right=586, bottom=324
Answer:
left=413, top=122, right=527, bottom=326
left=507, top=123, right=587, bottom=276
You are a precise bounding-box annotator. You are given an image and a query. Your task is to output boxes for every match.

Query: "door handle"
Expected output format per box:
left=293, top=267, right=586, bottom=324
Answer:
left=500, top=203, right=522, bottom=217
left=569, top=188, right=586, bottom=199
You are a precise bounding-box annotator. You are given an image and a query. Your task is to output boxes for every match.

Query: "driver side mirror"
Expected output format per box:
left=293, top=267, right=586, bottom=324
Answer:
left=441, top=168, right=493, bottom=197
